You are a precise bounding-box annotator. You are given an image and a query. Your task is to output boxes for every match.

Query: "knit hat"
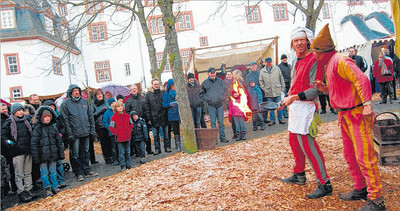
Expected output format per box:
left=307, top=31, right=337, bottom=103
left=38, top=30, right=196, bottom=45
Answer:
left=265, top=57, right=272, bottom=62
left=311, top=24, right=335, bottom=53
left=116, top=94, right=124, bottom=101
left=281, top=54, right=287, bottom=60
left=11, top=103, right=24, bottom=115
left=187, top=72, right=195, bottom=79
left=249, top=79, right=256, bottom=83
left=41, top=109, right=52, bottom=122
left=107, top=97, right=116, bottom=105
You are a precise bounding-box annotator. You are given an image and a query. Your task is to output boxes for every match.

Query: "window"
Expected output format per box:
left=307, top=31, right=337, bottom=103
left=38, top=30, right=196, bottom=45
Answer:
left=4, top=53, right=20, bottom=75
left=94, top=60, right=112, bottom=83
left=322, top=3, right=330, bottom=19
left=199, top=36, right=208, bottom=47
left=347, top=0, right=363, bottom=6
left=180, top=48, right=191, bottom=70
left=0, top=9, right=15, bottom=29
left=68, top=63, right=75, bottom=75
left=85, top=1, right=103, bottom=14
left=176, top=11, right=193, bottom=32
left=88, top=22, right=107, bottom=42
left=246, top=6, right=262, bottom=24
left=272, top=4, right=288, bottom=21
left=156, top=52, right=171, bottom=71
left=58, top=4, right=68, bottom=16
left=52, top=56, right=62, bottom=75
left=9, top=86, right=23, bottom=102
left=148, top=16, right=164, bottom=35
left=124, top=63, right=131, bottom=76
left=44, top=16, right=54, bottom=35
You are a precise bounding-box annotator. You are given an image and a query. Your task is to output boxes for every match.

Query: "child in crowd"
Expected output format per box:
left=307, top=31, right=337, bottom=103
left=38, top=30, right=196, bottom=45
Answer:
left=1, top=103, right=36, bottom=202
left=103, top=98, right=119, bottom=165
left=130, top=111, right=148, bottom=164
left=31, top=106, right=65, bottom=197
left=229, top=85, right=249, bottom=141
left=109, top=102, right=133, bottom=171
left=247, top=79, right=265, bottom=131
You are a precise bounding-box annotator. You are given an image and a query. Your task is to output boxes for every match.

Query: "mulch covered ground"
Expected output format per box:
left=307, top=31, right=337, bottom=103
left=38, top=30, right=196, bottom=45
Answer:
left=10, top=120, right=400, bottom=210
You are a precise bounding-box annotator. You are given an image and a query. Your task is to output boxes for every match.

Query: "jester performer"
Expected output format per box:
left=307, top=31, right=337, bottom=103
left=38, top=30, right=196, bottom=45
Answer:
left=312, top=24, right=385, bottom=211
left=280, top=27, right=332, bottom=199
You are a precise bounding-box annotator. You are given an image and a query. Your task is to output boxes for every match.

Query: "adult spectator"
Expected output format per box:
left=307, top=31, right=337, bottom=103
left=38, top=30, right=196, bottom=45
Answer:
left=125, top=84, right=153, bottom=155
left=145, top=79, right=171, bottom=155
left=1, top=103, right=9, bottom=125
left=200, top=68, right=228, bottom=143
left=162, top=79, right=182, bottom=151
left=27, top=94, right=41, bottom=110
left=104, top=91, right=113, bottom=100
left=348, top=47, right=368, bottom=73
left=224, top=70, right=235, bottom=108
left=187, top=73, right=202, bottom=128
left=383, top=48, right=398, bottom=101
left=91, top=89, right=113, bottom=164
left=280, top=27, right=332, bottom=199
left=259, top=57, right=285, bottom=126
left=373, top=52, right=394, bottom=104
left=278, top=54, right=292, bottom=118
left=245, top=62, right=260, bottom=87
left=312, top=24, right=385, bottom=210
left=60, top=84, right=98, bottom=182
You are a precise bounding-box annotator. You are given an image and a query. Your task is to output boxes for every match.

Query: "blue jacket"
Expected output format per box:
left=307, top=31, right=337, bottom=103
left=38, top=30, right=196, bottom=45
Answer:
left=247, top=85, right=262, bottom=110
left=102, top=108, right=114, bottom=136
left=162, top=79, right=180, bottom=121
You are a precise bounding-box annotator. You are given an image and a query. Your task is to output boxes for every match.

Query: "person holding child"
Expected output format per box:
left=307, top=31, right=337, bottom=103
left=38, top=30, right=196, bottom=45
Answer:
left=109, top=102, right=133, bottom=171
left=130, top=111, right=148, bottom=164
left=31, top=106, right=65, bottom=197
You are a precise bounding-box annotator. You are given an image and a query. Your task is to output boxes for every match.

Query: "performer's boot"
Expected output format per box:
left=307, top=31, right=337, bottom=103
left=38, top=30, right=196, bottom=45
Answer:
left=339, top=187, right=368, bottom=201
left=280, top=172, right=306, bottom=185
left=306, top=180, right=333, bottom=199
left=360, top=197, right=386, bottom=211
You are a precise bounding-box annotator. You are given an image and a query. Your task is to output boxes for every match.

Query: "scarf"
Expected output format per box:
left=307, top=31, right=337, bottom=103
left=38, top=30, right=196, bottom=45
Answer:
left=10, top=115, right=32, bottom=141
left=379, top=58, right=389, bottom=76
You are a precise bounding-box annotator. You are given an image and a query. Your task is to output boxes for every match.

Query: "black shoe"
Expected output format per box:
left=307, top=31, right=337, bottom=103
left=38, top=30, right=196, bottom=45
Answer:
left=240, top=132, right=246, bottom=140
left=18, top=191, right=32, bottom=202
left=44, top=187, right=53, bottom=197
left=126, top=165, right=131, bottom=169
left=339, top=187, right=368, bottom=201
left=147, top=151, right=154, bottom=155
left=165, top=147, right=172, bottom=153
left=91, top=160, right=99, bottom=164
left=220, top=137, right=229, bottom=143
left=253, top=126, right=257, bottom=131
left=51, top=187, right=61, bottom=195
left=26, top=189, right=38, bottom=199
left=235, top=132, right=241, bottom=141
left=140, top=158, right=146, bottom=164
left=306, top=180, right=333, bottom=199
left=320, top=110, right=326, bottom=114
left=280, top=172, right=306, bottom=185
left=154, top=150, right=161, bottom=155
left=58, top=183, right=68, bottom=189
left=360, top=197, right=386, bottom=211
left=389, top=98, right=392, bottom=104
left=279, top=120, right=286, bottom=124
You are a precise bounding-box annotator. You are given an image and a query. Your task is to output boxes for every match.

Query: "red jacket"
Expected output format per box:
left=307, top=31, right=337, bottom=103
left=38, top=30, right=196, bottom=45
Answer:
left=110, top=112, right=133, bottom=142
left=372, top=58, right=394, bottom=83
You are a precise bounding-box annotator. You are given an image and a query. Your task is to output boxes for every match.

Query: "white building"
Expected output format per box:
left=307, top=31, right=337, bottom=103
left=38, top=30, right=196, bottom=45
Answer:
left=1, top=0, right=394, bottom=103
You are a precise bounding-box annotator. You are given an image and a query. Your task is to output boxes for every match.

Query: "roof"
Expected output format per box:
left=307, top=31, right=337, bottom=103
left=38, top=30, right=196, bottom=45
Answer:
left=0, top=0, right=80, bottom=53
left=365, top=12, right=395, bottom=34
left=340, top=14, right=390, bottom=41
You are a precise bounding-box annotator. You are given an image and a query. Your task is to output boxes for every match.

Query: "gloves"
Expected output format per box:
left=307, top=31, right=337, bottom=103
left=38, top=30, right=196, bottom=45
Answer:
left=67, top=135, right=75, bottom=143
left=5, top=140, right=16, bottom=148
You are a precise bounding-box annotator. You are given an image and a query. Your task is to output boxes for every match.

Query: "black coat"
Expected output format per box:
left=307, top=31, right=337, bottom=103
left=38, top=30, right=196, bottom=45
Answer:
left=125, top=94, right=146, bottom=119
left=1, top=115, right=32, bottom=158
left=187, top=80, right=202, bottom=109
left=31, top=106, right=64, bottom=164
left=91, top=97, right=108, bottom=129
left=350, top=55, right=367, bottom=73
left=130, top=118, right=149, bottom=142
left=145, top=88, right=167, bottom=127
left=200, top=76, right=227, bottom=108
left=60, top=84, right=95, bottom=138
left=278, top=62, right=292, bottom=88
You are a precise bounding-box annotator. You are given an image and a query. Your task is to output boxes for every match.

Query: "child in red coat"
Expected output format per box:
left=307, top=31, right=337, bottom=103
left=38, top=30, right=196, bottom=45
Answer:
left=110, top=102, right=133, bottom=170
left=229, top=83, right=251, bottom=141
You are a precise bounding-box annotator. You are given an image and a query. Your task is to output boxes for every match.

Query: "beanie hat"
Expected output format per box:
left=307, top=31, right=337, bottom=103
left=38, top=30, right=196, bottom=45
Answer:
left=43, top=99, right=56, bottom=108
left=11, top=103, right=24, bottom=115
left=116, top=94, right=124, bottom=101
left=281, top=54, right=287, bottom=60
left=311, top=24, right=335, bottom=53
left=187, top=72, right=195, bottom=80
left=41, top=109, right=52, bottom=122
left=107, top=97, right=116, bottom=105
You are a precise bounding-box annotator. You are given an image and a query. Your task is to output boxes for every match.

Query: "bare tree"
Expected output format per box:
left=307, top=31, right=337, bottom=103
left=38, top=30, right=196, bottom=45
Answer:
left=158, top=0, right=197, bottom=154
left=286, top=0, right=325, bottom=32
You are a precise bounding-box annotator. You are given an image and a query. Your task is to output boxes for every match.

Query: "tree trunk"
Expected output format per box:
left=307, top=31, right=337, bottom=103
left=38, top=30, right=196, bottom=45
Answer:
left=158, top=0, right=197, bottom=154
left=134, top=0, right=160, bottom=79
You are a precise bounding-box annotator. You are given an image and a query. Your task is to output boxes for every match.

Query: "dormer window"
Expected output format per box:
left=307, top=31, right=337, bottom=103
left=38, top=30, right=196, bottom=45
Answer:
left=0, top=9, right=15, bottom=29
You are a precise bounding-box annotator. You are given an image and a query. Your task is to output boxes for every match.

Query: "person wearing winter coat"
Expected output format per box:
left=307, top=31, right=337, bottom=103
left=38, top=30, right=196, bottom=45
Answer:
left=42, top=100, right=67, bottom=189
left=91, top=89, right=113, bottom=164
left=200, top=68, right=228, bottom=143
left=162, top=79, right=182, bottom=152
left=109, top=102, right=133, bottom=171
left=1, top=103, right=36, bottom=202
left=278, top=54, right=292, bottom=118
left=372, top=51, right=395, bottom=104
left=31, top=106, right=65, bottom=197
left=145, top=79, right=170, bottom=155
left=130, top=111, right=149, bottom=164
left=59, top=84, right=97, bottom=182
left=247, top=79, right=265, bottom=131
left=103, top=97, right=119, bottom=165
left=187, top=73, right=202, bottom=129
left=1, top=155, right=11, bottom=199
left=125, top=85, right=152, bottom=155
left=245, top=62, right=260, bottom=88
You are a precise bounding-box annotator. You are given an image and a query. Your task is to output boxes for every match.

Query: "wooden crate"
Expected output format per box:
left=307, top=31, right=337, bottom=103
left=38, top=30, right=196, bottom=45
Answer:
left=373, top=136, right=400, bottom=166
left=373, top=112, right=400, bottom=143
